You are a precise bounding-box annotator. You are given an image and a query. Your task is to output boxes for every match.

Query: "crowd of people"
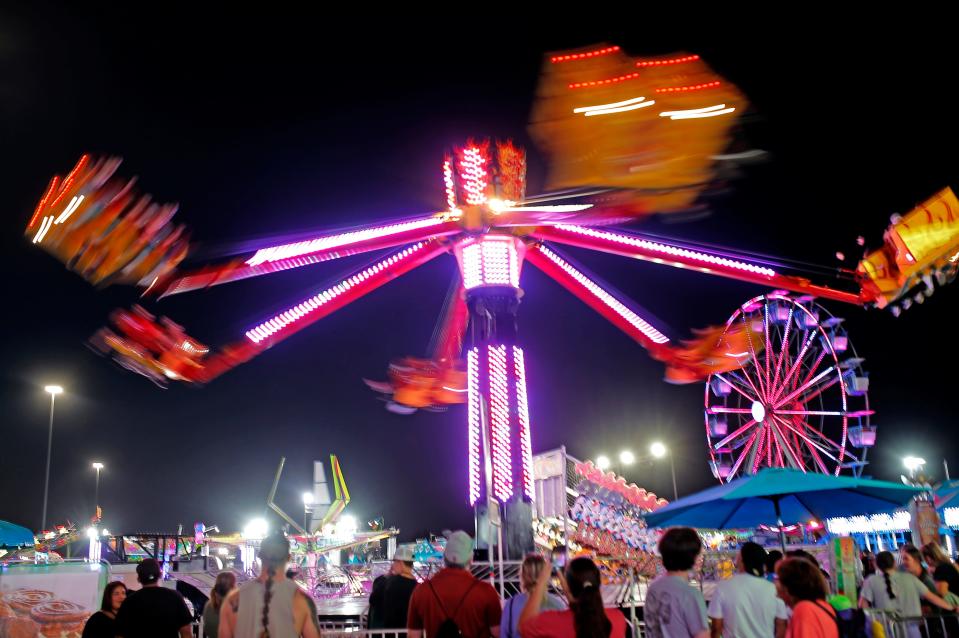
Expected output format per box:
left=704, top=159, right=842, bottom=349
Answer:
left=77, top=529, right=959, bottom=638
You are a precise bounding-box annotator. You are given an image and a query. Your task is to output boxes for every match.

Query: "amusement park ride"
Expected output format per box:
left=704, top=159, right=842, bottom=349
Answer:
left=25, top=45, right=959, bottom=557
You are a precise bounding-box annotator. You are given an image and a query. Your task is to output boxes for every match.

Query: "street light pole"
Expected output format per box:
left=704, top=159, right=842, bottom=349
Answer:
left=92, top=463, right=104, bottom=521
left=668, top=451, right=678, bottom=502
left=41, top=385, right=63, bottom=531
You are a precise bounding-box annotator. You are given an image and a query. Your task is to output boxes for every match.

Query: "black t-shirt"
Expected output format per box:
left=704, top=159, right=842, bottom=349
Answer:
left=116, top=586, right=193, bottom=638
left=934, top=563, right=959, bottom=595
left=81, top=611, right=116, bottom=638
left=382, top=574, right=418, bottom=628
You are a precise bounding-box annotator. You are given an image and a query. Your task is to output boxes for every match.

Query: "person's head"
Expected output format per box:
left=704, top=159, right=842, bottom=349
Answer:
left=259, top=532, right=290, bottom=575
left=876, top=551, right=897, bottom=601
left=786, top=549, right=820, bottom=569
left=766, top=550, right=783, bottom=577
left=210, top=571, right=237, bottom=611
left=392, top=544, right=415, bottom=575
left=899, top=544, right=925, bottom=576
left=921, top=542, right=951, bottom=568
left=739, top=542, right=767, bottom=578
left=136, top=558, right=162, bottom=587
left=658, top=527, right=702, bottom=572
left=443, top=531, right=473, bottom=569
left=564, top=557, right=611, bottom=638
left=519, top=554, right=549, bottom=593
left=776, top=557, right=828, bottom=608
left=100, top=581, right=127, bottom=613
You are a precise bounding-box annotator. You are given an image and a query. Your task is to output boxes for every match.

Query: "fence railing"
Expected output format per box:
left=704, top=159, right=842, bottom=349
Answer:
left=864, top=610, right=959, bottom=638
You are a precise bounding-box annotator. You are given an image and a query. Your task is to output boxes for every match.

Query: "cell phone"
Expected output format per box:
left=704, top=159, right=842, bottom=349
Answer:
left=551, top=547, right=567, bottom=570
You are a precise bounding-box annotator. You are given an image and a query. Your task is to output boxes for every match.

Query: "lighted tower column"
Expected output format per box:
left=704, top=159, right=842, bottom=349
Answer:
left=455, top=234, right=535, bottom=559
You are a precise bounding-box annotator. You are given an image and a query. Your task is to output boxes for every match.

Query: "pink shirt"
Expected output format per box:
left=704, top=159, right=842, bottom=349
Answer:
left=520, top=608, right=627, bottom=638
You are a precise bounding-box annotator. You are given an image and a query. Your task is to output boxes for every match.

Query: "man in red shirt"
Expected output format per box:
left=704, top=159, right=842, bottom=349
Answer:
left=407, top=530, right=502, bottom=638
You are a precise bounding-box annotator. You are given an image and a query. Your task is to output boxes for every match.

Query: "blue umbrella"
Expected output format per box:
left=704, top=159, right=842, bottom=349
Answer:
left=0, top=520, right=35, bottom=548
left=642, top=468, right=923, bottom=550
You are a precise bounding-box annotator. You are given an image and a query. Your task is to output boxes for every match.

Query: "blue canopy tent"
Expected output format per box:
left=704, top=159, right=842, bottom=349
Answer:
left=0, top=520, right=35, bottom=548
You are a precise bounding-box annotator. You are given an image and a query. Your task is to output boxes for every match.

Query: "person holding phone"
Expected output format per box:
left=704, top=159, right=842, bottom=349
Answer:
left=500, top=554, right=566, bottom=638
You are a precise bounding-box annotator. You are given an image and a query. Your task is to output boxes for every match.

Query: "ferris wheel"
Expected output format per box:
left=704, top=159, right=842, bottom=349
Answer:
left=704, top=292, right=875, bottom=483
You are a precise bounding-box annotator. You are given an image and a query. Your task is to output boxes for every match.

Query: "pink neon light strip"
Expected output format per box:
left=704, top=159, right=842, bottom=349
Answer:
left=459, top=146, right=488, bottom=205
left=245, top=217, right=445, bottom=266
left=488, top=344, right=513, bottom=502
left=467, top=347, right=481, bottom=506
left=245, top=243, right=426, bottom=343
left=554, top=224, right=777, bottom=278
left=513, top=346, right=534, bottom=502
left=537, top=245, right=669, bottom=344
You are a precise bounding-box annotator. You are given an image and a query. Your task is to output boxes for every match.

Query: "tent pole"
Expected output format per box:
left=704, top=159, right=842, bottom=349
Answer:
left=774, top=497, right=787, bottom=553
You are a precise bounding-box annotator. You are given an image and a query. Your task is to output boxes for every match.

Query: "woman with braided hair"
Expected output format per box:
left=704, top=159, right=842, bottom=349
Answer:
left=859, top=551, right=956, bottom=617
left=219, top=532, right=320, bottom=638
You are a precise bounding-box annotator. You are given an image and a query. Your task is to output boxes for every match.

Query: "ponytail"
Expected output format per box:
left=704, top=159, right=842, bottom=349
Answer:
left=257, top=532, right=290, bottom=638
left=882, top=572, right=896, bottom=600
left=566, top=557, right=612, bottom=638
left=260, top=565, right=276, bottom=638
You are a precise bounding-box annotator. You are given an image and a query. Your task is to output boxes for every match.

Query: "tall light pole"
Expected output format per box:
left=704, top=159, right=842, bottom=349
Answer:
left=302, top=492, right=314, bottom=547
left=41, top=385, right=63, bottom=531
left=92, top=463, right=104, bottom=522
left=651, top=441, right=678, bottom=501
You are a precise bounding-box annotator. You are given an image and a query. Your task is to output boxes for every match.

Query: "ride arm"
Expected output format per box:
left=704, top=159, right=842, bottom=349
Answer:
left=525, top=243, right=673, bottom=356
left=532, top=224, right=867, bottom=305
left=195, top=239, right=449, bottom=382
left=150, top=216, right=460, bottom=298
left=431, top=284, right=468, bottom=363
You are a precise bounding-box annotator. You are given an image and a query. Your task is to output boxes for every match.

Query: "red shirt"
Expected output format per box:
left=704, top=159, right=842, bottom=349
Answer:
left=520, top=608, right=627, bottom=638
left=786, top=601, right=839, bottom=638
left=407, top=568, right=502, bottom=638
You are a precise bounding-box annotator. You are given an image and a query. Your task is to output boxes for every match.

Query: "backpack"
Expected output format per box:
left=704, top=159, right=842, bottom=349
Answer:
left=428, top=579, right=479, bottom=638
left=814, top=601, right=867, bottom=638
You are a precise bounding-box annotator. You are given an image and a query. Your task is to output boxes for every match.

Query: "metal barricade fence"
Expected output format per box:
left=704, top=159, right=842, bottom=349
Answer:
left=864, top=610, right=959, bottom=638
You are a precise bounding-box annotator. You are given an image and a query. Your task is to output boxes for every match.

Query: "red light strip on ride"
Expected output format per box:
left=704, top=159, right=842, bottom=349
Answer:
left=513, top=346, right=534, bottom=502
left=467, top=347, right=482, bottom=506
left=443, top=158, right=457, bottom=212
left=459, top=145, right=489, bottom=205
left=568, top=72, right=641, bottom=89
left=488, top=344, right=513, bottom=503
left=245, top=242, right=427, bottom=343
left=551, top=46, right=620, bottom=63
left=635, top=54, right=700, bottom=67
left=245, top=217, right=446, bottom=266
left=49, top=155, right=90, bottom=209
left=553, top=225, right=777, bottom=278
left=28, top=176, right=60, bottom=229
left=655, top=81, right=721, bottom=93
left=536, top=245, right=670, bottom=344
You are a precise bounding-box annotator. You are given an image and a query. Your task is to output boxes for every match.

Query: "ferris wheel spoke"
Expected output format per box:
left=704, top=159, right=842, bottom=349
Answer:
left=707, top=407, right=754, bottom=414
left=712, top=419, right=758, bottom=451
left=728, top=430, right=759, bottom=478
left=787, top=350, right=828, bottom=401
left=714, top=372, right=762, bottom=404
left=787, top=374, right=842, bottom=409
left=750, top=425, right=768, bottom=474
left=763, top=303, right=772, bottom=394
left=773, top=365, right=835, bottom=409
left=771, top=332, right=818, bottom=405
left=773, top=409, right=847, bottom=417
left=769, top=305, right=795, bottom=398
left=769, top=418, right=807, bottom=472
left=779, top=416, right=831, bottom=474
left=743, top=313, right=769, bottom=400
left=772, top=414, right=841, bottom=463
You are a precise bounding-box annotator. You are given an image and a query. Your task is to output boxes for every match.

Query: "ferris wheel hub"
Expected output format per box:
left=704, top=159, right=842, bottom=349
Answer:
left=750, top=401, right=766, bottom=423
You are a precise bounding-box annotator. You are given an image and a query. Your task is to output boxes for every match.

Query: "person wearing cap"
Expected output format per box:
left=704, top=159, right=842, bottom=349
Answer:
left=115, top=558, right=194, bottom=638
left=368, top=544, right=419, bottom=629
left=708, top=542, right=787, bottom=638
left=407, top=530, right=501, bottom=638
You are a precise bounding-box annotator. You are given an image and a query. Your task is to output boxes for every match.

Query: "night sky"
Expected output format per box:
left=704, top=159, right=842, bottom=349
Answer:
left=2, top=9, right=957, bottom=541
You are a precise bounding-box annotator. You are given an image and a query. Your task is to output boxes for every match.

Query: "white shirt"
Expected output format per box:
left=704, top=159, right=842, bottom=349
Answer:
left=708, top=573, right=788, bottom=638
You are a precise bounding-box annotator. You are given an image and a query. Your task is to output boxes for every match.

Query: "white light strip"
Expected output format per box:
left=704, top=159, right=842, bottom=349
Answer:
left=54, top=195, right=84, bottom=225
left=574, top=96, right=651, bottom=112
left=584, top=100, right=656, bottom=117
left=245, top=217, right=444, bottom=266
left=33, top=215, right=55, bottom=244
left=554, top=224, right=777, bottom=278
left=537, top=245, right=670, bottom=344
left=245, top=242, right=426, bottom=343
left=660, top=104, right=736, bottom=120
left=500, top=204, right=594, bottom=213
left=826, top=511, right=911, bottom=535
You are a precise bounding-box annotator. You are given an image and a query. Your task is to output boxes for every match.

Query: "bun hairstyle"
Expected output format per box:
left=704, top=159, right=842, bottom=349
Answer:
left=876, top=551, right=897, bottom=600
left=741, top=542, right=767, bottom=578
left=566, top=557, right=611, bottom=638
left=258, top=532, right=290, bottom=638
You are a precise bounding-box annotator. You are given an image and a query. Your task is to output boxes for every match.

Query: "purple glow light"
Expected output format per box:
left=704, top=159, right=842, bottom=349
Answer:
left=456, top=235, right=522, bottom=289
left=537, top=245, right=670, bottom=344
left=467, top=347, right=481, bottom=506
left=513, top=346, right=534, bottom=502
left=245, top=243, right=426, bottom=343
left=488, top=344, right=513, bottom=502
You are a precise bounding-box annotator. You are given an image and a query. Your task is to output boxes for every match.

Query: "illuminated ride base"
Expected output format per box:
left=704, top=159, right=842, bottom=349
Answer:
left=24, top=46, right=959, bottom=557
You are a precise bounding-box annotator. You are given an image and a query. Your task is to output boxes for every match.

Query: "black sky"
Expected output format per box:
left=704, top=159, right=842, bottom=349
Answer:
left=2, top=8, right=958, bottom=540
